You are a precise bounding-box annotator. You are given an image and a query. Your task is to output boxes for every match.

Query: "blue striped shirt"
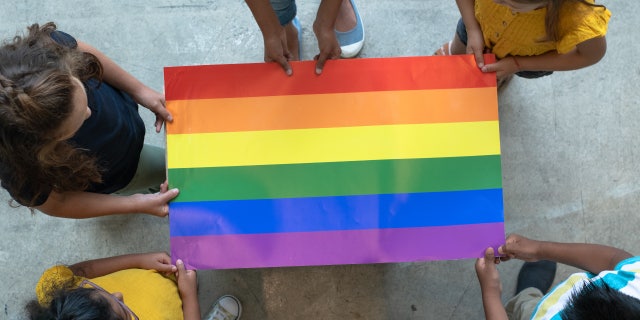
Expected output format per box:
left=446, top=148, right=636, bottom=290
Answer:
left=531, top=256, right=640, bottom=319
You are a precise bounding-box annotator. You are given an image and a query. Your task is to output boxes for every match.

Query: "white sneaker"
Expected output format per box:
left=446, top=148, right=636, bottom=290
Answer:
left=204, top=295, right=242, bottom=320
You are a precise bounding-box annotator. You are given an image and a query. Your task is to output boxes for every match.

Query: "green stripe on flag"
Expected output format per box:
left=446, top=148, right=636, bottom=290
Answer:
left=168, top=155, right=502, bottom=202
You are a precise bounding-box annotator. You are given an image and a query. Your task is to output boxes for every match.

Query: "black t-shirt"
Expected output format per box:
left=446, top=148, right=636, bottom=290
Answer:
left=1, top=30, right=145, bottom=206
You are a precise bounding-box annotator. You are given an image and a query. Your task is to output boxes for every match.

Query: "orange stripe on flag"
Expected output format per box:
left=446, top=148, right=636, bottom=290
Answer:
left=166, top=87, right=498, bottom=134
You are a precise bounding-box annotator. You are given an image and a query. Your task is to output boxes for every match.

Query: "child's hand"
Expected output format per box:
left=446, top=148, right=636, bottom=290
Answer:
left=133, top=87, right=173, bottom=133
left=466, top=28, right=487, bottom=68
left=263, top=28, right=293, bottom=76
left=475, top=247, right=502, bottom=294
left=139, top=252, right=178, bottom=275
left=176, top=259, right=198, bottom=300
left=476, top=247, right=510, bottom=320
left=480, top=57, right=520, bottom=81
left=130, top=180, right=179, bottom=217
left=498, top=234, right=542, bottom=262
left=312, top=20, right=341, bottom=75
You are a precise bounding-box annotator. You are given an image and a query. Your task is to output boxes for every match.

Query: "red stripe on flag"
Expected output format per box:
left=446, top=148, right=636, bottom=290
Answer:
left=164, top=55, right=496, bottom=100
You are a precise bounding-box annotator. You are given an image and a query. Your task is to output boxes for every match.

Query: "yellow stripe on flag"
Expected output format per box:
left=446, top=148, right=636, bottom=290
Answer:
left=167, top=121, right=501, bottom=169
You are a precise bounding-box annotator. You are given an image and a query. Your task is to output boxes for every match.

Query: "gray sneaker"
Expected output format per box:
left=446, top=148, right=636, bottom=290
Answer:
left=204, top=295, right=242, bottom=320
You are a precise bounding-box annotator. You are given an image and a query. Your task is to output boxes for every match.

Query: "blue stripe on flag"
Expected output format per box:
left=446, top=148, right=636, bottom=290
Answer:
left=169, top=189, right=504, bottom=236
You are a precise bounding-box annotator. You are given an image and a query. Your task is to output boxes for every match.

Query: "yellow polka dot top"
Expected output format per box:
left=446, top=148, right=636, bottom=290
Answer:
left=474, top=0, right=611, bottom=58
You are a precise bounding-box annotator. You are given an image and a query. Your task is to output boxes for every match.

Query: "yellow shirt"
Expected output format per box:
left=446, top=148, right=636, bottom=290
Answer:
left=474, top=0, right=611, bottom=58
left=36, top=265, right=184, bottom=320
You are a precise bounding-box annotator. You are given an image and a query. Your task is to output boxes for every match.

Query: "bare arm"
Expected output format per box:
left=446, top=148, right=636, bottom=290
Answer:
left=455, top=0, right=486, bottom=67
left=36, top=183, right=178, bottom=218
left=176, top=259, right=201, bottom=320
left=76, top=41, right=172, bottom=132
left=515, top=37, right=606, bottom=71
left=312, top=0, right=342, bottom=74
left=456, top=0, right=481, bottom=39
left=482, top=37, right=607, bottom=78
left=69, top=252, right=177, bottom=278
left=245, top=0, right=293, bottom=75
left=499, top=233, right=632, bottom=274
left=475, top=248, right=509, bottom=320
left=536, top=240, right=630, bottom=274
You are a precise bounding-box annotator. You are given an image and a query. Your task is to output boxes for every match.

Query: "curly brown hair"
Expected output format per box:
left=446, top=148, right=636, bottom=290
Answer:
left=0, top=22, right=103, bottom=207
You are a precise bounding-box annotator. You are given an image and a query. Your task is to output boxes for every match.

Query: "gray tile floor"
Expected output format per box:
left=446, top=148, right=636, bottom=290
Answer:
left=0, top=1, right=637, bottom=319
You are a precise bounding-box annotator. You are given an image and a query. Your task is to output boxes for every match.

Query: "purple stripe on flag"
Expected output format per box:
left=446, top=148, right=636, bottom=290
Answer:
left=171, top=222, right=505, bottom=269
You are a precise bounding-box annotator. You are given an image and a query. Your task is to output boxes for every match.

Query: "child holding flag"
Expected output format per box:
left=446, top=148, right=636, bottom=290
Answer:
left=475, top=233, right=640, bottom=319
left=26, top=252, right=242, bottom=320
left=0, top=22, right=178, bottom=218
left=437, top=0, right=611, bottom=83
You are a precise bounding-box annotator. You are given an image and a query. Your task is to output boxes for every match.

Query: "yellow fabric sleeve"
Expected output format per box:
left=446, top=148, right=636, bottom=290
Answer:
left=557, top=4, right=611, bottom=54
left=474, top=0, right=611, bottom=58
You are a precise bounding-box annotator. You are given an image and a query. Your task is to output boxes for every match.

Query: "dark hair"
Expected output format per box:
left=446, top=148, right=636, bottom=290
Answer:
left=560, top=281, right=640, bottom=320
left=25, top=287, right=124, bottom=320
left=512, top=0, right=607, bottom=41
left=0, top=22, right=103, bottom=207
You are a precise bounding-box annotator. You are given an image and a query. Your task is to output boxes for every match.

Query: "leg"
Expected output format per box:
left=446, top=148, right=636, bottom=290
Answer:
left=450, top=33, right=467, bottom=55
left=115, top=144, right=166, bottom=195
left=505, top=287, right=544, bottom=320
left=505, top=260, right=557, bottom=319
left=334, top=0, right=364, bottom=58
left=335, top=0, right=356, bottom=32
left=435, top=18, right=467, bottom=55
left=270, top=0, right=300, bottom=59
left=283, top=18, right=300, bottom=60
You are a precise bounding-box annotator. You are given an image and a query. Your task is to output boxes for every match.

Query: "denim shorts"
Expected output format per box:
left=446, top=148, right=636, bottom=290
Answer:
left=456, top=18, right=553, bottom=79
left=270, top=0, right=297, bottom=25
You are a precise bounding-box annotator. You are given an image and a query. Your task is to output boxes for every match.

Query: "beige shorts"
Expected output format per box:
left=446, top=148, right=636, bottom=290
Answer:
left=115, top=143, right=166, bottom=195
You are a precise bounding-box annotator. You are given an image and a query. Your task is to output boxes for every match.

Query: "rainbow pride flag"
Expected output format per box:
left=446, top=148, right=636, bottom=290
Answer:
left=165, top=55, right=504, bottom=270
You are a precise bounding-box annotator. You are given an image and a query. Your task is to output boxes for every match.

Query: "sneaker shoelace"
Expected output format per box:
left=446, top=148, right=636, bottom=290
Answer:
left=210, top=304, right=237, bottom=320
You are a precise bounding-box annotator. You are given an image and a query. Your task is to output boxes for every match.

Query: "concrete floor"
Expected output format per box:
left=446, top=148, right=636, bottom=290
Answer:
left=0, top=1, right=638, bottom=319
